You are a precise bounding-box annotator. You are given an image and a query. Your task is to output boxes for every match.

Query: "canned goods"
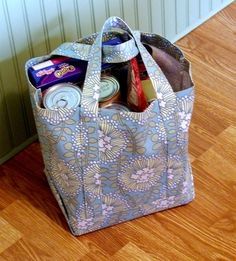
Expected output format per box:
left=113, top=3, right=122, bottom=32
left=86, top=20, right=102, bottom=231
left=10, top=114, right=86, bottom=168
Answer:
left=103, top=102, right=130, bottom=111
left=43, top=83, right=82, bottom=110
left=99, top=76, right=121, bottom=107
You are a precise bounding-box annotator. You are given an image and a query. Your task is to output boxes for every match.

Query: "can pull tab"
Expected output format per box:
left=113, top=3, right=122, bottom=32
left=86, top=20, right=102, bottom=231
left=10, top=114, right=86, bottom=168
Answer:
left=56, top=98, right=68, bottom=108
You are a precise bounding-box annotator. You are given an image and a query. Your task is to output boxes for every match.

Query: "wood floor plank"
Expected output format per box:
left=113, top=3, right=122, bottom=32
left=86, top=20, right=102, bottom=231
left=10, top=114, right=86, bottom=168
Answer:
left=193, top=125, right=236, bottom=185
left=177, top=31, right=236, bottom=82
left=79, top=227, right=129, bottom=256
left=101, top=217, right=199, bottom=260
left=0, top=239, right=43, bottom=261
left=0, top=150, right=70, bottom=230
left=189, top=122, right=216, bottom=159
left=78, top=235, right=114, bottom=260
left=196, top=20, right=235, bottom=53
left=0, top=217, right=22, bottom=254
left=0, top=188, right=16, bottom=210
left=112, top=242, right=157, bottom=261
left=214, top=2, right=236, bottom=32
left=186, top=50, right=236, bottom=158
left=209, top=210, right=236, bottom=245
left=188, top=54, right=236, bottom=100
left=0, top=200, right=88, bottom=260
left=80, top=245, right=111, bottom=261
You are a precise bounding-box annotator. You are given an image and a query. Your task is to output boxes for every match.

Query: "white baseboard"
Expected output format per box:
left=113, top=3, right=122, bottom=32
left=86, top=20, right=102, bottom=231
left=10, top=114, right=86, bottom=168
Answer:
left=171, top=0, right=234, bottom=43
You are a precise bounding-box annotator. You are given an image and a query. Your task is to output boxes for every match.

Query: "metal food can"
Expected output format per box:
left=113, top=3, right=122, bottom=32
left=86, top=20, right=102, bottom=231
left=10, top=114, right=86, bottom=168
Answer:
left=43, top=83, right=82, bottom=110
left=103, top=102, right=130, bottom=111
left=99, top=76, right=121, bottom=107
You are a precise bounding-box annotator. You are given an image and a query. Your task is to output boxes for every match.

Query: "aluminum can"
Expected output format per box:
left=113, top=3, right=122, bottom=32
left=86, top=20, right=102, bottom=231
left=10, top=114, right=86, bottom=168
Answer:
left=99, top=76, right=121, bottom=107
left=103, top=102, right=130, bottom=111
left=43, top=83, right=82, bottom=110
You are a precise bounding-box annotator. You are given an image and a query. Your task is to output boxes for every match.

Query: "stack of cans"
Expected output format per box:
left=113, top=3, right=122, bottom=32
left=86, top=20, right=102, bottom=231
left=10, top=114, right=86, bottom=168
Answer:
left=42, top=76, right=130, bottom=111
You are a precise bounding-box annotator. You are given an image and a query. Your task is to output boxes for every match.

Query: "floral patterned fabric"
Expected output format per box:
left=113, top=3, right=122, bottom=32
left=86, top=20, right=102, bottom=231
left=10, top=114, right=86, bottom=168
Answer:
left=25, top=17, right=194, bottom=236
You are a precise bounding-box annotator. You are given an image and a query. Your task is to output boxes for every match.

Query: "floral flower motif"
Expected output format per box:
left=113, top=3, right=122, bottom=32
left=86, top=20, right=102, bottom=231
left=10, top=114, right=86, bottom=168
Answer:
left=70, top=201, right=110, bottom=234
left=167, top=157, right=183, bottom=190
left=118, top=101, right=155, bottom=125
left=152, top=199, right=168, bottom=208
left=102, top=203, right=114, bottom=216
left=179, top=111, right=191, bottom=120
left=159, top=100, right=166, bottom=108
left=98, top=130, right=112, bottom=152
left=84, top=163, right=102, bottom=196
left=71, top=206, right=98, bottom=233
left=36, top=106, right=76, bottom=125
left=118, top=156, right=166, bottom=192
left=50, top=157, right=82, bottom=196
left=77, top=218, right=94, bottom=230
left=93, top=84, right=100, bottom=91
left=71, top=123, right=89, bottom=157
left=99, top=118, right=127, bottom=162
left=93, top=92, right=99, bottom=100
left=139, top=193, right=177, bottom=215
left=63, top=197, right=78, bottom=216
left=178, top=111, right=191, bottom=132
left=176, top=95, right=194, bottom=148
left=94, top=173, right=101, bottom=185
left=81, top=75, right=101, bottom=113
left=101, top=195, right=129, bottom=222
left=128, top=127, right=147, bottom=155
left=167, top=168, right=174, bottom=179
left=152, top=196, right=175, bottom=209
left=156, top=92, right=163, bottom=99
left=131, top=168, right=155, bottom=183
left=149, top=116, right=167, bottom=148
left=182, top=181, right=189, bottom=194
left=148, top=74, right=176, bottom=119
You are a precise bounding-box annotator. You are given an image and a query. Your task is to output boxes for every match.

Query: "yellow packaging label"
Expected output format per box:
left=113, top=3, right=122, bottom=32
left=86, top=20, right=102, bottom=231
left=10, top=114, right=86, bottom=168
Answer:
left=142, top=79, right=157, bottom=102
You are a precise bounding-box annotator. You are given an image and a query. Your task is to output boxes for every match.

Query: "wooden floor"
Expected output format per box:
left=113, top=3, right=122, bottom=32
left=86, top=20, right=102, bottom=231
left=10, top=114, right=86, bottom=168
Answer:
left=0, top=4, right=236, bottom=260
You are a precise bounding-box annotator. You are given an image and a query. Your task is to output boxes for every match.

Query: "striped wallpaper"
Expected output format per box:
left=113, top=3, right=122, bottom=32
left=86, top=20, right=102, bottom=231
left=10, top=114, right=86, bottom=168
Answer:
left=0, top=0, right=233, bottom=164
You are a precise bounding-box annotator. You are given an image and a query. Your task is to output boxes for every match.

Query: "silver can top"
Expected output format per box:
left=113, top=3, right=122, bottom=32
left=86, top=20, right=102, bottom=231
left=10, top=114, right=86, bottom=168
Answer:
left=43, top=83, right=82, bottom=110
left=99, top=76, right=120, bottom=102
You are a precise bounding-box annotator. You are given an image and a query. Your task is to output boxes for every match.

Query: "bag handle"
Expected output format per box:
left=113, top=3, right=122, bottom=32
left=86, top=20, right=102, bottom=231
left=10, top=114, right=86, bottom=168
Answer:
left=81, top=16, right=177, bottom=119
left=50, top=30, right=140, bottom=63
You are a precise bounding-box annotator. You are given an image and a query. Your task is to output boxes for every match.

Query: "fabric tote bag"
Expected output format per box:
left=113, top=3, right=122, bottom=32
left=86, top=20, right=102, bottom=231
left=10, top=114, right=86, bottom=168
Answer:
left=25, top=17, right=195, bottom=236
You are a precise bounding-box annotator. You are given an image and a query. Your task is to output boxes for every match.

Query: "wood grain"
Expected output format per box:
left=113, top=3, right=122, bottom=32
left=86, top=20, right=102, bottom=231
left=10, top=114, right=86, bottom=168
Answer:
left=112, top=242, right=157, bottom=261
left=0, top=217, right=22, bottom=254
left=0, top=3, right=236, bottom=260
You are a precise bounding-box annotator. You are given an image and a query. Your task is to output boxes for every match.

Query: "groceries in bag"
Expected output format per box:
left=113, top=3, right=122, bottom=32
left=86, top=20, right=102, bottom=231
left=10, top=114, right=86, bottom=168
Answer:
left=42, top=76, right=122, bottom=110
left=29, top=40, right=191, bottom=112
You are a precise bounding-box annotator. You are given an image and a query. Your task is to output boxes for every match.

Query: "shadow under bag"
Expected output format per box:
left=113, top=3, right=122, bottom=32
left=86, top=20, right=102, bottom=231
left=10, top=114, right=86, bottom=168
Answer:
left=25, top=17, right=195, bottom=236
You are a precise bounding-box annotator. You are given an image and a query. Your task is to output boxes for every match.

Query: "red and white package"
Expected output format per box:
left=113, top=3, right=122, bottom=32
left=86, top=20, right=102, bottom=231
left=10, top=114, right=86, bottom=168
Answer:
left=127, top=58, right=148, bottom=112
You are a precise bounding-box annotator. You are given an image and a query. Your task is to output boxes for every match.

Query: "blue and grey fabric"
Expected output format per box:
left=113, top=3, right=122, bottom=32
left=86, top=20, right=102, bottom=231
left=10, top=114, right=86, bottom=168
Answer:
left=25, top=17, right=195, bottom=236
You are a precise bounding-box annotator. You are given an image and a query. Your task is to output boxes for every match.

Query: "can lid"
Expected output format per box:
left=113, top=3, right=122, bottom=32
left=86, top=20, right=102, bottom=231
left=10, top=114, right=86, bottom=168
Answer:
left=103, top=103, right=130, bottom=111
left=99, top=76, right=120, bottom=102
left=43, top=83, right=81, bottom=110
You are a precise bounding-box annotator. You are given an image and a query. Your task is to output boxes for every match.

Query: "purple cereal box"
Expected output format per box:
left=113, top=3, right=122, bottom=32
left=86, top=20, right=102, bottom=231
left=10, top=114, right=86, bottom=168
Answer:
left=28, top=57, right=88, bottom=91
left=28, top=37, right=123, bottom=91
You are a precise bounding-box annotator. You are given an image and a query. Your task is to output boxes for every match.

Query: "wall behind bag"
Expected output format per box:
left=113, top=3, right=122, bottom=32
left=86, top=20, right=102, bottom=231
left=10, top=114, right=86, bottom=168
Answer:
left=0, top=0, right=233, bottom=164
